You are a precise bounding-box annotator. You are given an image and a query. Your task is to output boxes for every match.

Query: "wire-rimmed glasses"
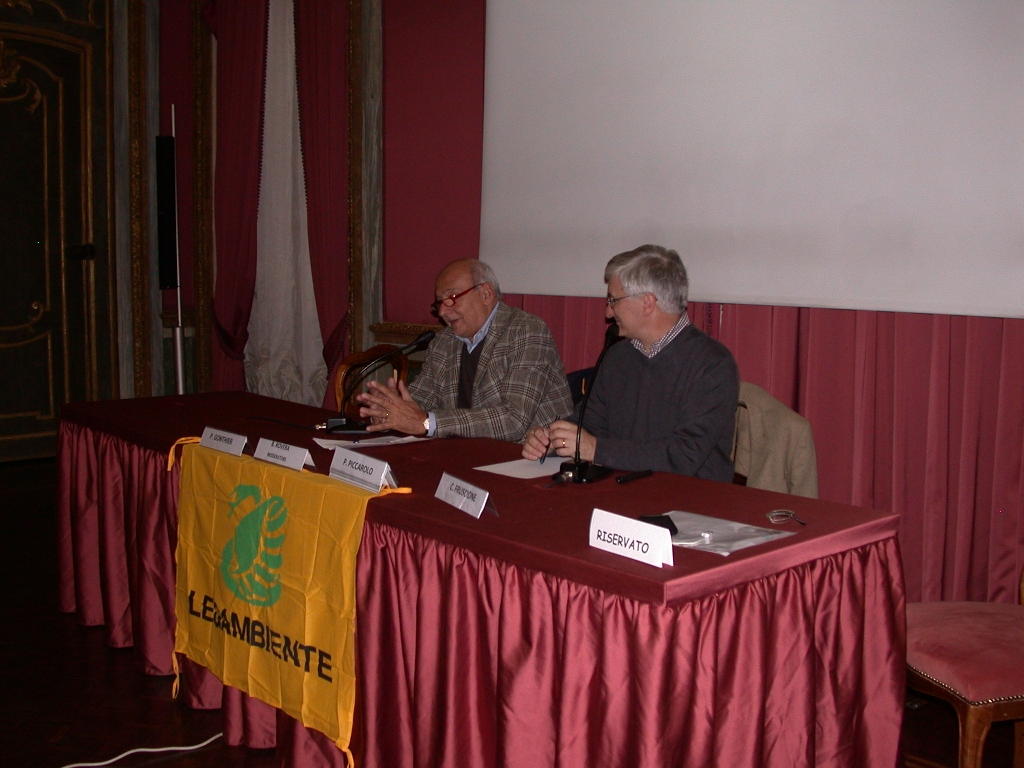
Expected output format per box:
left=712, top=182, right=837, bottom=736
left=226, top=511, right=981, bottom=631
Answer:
left=605, top=293, right=643, bottom=308
left=766, top=509, right=807, bottom=525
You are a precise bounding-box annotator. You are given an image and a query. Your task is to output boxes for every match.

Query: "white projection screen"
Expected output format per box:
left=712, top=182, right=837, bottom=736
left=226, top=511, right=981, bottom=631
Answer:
left=479, top=2, right=1024, bottom=317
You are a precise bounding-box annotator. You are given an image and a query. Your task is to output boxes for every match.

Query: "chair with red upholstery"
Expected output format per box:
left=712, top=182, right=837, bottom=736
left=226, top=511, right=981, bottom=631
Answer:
left=906, top=568, right=1024, bottom=768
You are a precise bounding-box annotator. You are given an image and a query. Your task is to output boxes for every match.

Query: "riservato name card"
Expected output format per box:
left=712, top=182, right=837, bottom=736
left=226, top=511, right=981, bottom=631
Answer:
left=589, top=508, right=673, bottom=568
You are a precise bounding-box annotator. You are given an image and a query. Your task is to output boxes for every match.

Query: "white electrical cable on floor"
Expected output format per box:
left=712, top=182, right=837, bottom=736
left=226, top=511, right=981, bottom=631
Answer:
left=59, top=732, right=223, bottom=768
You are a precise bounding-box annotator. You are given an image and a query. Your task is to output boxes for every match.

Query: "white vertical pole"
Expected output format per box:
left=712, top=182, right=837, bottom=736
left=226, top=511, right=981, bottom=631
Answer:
left=171, top=103, right=186, bottom=395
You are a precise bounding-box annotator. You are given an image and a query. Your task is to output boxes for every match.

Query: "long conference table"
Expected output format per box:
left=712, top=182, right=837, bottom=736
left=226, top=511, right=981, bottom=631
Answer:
left=57, top=391, right=905, bottom=768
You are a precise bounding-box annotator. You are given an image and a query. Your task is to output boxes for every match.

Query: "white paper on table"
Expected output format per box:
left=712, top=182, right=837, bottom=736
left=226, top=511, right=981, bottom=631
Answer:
left=314, top=435, right=429, bottom=450
left=474, top=458, right=556, bottom=479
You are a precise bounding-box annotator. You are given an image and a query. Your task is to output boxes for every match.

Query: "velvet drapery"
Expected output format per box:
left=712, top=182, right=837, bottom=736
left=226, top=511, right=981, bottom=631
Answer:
left=208, top=0, right=269, bottom=390
left=295, top=0, right=351, bottom=376
left=503, top=293, right=1024, bottom=605
left=210, top=0, right=352, bottom=393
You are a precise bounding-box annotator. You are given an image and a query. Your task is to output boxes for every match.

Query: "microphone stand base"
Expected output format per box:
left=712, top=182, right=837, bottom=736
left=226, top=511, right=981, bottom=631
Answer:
left=557, top=460, right=613, bottom=484
left=325, top=417, right=372, bottom=435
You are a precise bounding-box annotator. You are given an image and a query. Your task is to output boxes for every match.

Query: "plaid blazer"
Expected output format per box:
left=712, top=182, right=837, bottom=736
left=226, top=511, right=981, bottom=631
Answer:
left=409, top=303, right=573, bottom=442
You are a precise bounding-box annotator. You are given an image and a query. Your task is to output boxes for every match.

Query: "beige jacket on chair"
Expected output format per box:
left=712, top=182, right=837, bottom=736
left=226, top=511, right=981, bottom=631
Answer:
left=732, top=382, right=819, bottom=499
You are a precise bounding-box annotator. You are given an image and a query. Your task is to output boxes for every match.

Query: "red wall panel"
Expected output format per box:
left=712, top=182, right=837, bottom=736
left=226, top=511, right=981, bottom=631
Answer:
left=383, top=0, right=486, bottom=324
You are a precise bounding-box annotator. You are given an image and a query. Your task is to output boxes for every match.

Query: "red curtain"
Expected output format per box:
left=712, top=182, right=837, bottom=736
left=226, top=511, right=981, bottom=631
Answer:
left=503, top=294, right=609, bottom=378
left=208, top=0, right=269, bottom=390
left=717, top=305, right=1024, bottom=604
left=294, top=0, right=350, bottom=377
left=503, top=295, right=1024, bottom=605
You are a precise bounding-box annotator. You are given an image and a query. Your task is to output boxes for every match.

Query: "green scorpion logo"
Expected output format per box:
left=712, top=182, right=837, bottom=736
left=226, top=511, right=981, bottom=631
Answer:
left=220, top=484, right=288, bottom=606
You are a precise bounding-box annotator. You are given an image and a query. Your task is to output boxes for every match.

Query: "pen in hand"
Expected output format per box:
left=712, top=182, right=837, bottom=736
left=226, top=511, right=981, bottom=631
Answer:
left=538, top=438, right=554, bottom=465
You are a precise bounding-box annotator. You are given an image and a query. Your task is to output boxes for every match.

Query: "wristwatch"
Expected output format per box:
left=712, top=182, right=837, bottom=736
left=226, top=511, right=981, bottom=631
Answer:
left=422, top=416, right=430, bottom=435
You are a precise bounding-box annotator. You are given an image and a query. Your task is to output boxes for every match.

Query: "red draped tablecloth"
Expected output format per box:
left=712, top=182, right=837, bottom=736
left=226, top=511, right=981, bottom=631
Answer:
left=58, top=392, right=905, bottom=768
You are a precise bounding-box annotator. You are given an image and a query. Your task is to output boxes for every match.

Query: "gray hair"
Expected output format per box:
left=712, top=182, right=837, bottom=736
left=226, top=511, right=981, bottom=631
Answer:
left=604, top=244, right=688, bottom=314
left=470, top=260, right=502, bottom=299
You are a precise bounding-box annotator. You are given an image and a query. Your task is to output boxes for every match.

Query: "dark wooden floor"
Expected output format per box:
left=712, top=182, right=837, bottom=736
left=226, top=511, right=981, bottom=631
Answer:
left=0, top=456, right=1015, bottom=768
left=1, top=457, right=277, bottom=768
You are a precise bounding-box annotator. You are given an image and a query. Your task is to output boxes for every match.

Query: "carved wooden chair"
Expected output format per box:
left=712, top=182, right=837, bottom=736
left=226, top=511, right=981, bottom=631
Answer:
left=330, top=345, right=411, bottom=423
left=905, top=567, right=1024, bottom=768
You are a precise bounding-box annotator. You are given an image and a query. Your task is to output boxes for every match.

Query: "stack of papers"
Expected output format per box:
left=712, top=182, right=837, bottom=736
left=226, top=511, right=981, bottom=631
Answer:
left=665, top=511, right=795, bottom=556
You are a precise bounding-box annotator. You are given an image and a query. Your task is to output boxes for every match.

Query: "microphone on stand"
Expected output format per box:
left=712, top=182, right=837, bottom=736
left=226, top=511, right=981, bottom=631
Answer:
left=326, top=331, right=436, bottom=434
left=554, top=322, right=624, bottom=484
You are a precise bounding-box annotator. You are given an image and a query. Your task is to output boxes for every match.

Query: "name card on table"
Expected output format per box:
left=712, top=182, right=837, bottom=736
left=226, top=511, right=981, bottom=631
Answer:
left=200, top=426, right=247, bottom=456
left=434, top=472, right=495, bottom=518
left=589, top=508, right=673, bottom=568
left=330, top=447, right=397, bottom=493
left=253, top=438, right=316, bottom=471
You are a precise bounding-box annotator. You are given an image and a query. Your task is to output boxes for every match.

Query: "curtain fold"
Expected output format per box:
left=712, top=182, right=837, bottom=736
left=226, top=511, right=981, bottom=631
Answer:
left=209, top=0, right=269, bottom=390
left=57, top=421, right=179, bottom=674
left=502, top=294, right=607, bottom=377
left=294, top=0, right=351, bottom=375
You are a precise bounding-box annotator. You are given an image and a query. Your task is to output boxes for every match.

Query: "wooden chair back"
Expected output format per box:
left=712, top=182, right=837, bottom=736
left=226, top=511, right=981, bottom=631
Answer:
left=331, top=345, right=411, bottom=421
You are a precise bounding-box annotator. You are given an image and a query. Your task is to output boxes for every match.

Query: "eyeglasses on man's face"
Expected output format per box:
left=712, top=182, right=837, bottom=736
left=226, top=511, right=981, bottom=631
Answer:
left=606, top=292, right=643, bottom=308
left=431, top=283, right=484, bottom=315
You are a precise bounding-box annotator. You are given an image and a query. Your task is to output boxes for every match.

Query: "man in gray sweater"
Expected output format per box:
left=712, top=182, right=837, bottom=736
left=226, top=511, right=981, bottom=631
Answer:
left=522, top=245, right=739, bottom=482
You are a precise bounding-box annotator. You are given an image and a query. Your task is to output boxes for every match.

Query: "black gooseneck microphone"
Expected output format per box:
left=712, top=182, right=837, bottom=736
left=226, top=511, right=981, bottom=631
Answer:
left=555, top=321, right=624, bottom=483
left=326, top=330, right=436, bottom=434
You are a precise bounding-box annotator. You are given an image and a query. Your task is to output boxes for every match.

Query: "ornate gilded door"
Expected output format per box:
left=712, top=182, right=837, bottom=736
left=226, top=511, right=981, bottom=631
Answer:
left=0, top=0, right=114, bottom=460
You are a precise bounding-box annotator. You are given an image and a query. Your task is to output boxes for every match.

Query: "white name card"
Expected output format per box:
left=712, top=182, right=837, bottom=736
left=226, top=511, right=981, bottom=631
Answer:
left=330, top=447, right=396, bottom=493
left=253, top=438, right=315, bottom=471
left=435, top=472, right=491, bottom=518
left=200, top=426, right=247, bottom=456
left=589, top=508, right=674, bottom=568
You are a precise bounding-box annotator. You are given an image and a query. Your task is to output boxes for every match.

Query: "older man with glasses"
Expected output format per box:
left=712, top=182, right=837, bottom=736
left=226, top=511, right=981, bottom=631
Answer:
left=357, top=258, right=572, bottom=442
left=522, top=245, right=739, bottom=482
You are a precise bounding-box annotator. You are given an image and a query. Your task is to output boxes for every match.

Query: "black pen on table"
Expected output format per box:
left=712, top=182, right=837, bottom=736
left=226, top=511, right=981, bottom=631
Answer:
left=617, top=469, right=653, bottom=484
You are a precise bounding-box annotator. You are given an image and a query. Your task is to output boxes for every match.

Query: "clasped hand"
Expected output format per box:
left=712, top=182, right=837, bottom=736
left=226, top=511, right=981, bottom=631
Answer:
left=356, top=379, right=428, bottom=435
left=522, top=420, right=596, bottom=462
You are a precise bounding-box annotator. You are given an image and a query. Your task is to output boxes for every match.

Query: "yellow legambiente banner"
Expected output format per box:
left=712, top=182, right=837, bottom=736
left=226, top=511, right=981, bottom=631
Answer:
left=174, top=444, right=381, bottom=755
